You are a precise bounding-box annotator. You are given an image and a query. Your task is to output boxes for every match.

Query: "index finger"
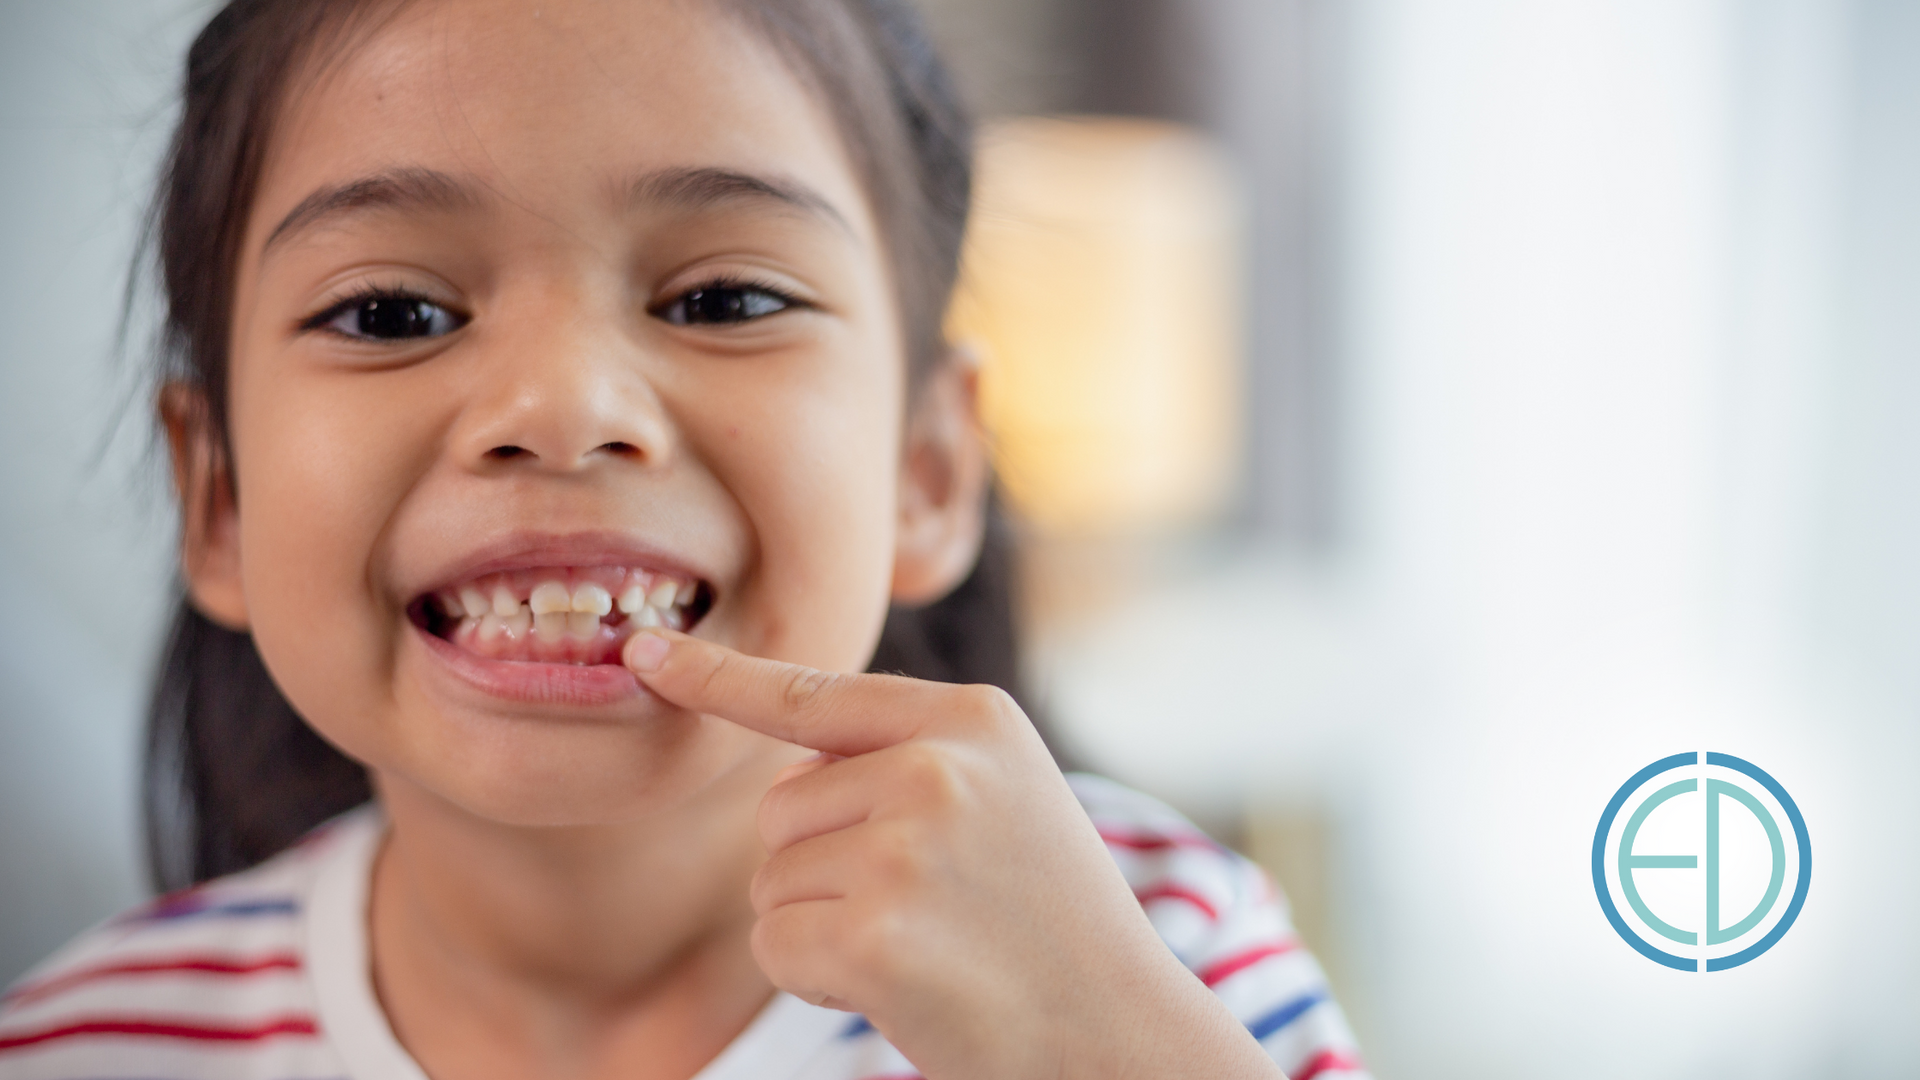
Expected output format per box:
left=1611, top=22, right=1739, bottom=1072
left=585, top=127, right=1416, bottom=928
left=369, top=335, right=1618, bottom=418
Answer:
left=622, top=629, right=959, bottom=755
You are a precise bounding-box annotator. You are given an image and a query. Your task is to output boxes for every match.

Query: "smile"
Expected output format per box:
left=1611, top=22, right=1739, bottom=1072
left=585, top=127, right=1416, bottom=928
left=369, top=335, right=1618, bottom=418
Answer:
left=413, top=566, right=712, bottom=667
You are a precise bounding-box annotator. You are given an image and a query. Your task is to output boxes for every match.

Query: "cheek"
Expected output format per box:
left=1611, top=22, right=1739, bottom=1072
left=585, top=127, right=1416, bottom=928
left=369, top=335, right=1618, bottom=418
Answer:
left=229, top=363, right=439, bottom=752
left=710, top=366, right=902, bottom=675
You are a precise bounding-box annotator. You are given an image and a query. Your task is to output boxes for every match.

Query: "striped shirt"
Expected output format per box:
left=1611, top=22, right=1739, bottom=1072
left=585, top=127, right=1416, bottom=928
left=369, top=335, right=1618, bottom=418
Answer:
left=0, top=775, right=1366, bottom=1080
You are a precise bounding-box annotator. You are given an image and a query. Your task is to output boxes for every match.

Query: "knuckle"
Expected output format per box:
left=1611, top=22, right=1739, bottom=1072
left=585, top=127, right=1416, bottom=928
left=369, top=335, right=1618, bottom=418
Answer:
left=869, top=821, right=952, bottom=912
left=846, top=904, right=911, bottom=984
left=753, top=905, right=837, bottom=988
left=961, top=683, right=1021, bottom=731
left=756, top=790, right=790, bottom=849
left=696, top=649, right=736, bottom=698
left=883, top=738, right=975, bottom=814
left=783, top=666, right=837, bottom=714
left=748, top=860, right=781, bottom=915
left=869, top=820, right=926, bottom=885
left=749, top=910, right=795, bottom=977
left=896, top=742, right=963, bottom=805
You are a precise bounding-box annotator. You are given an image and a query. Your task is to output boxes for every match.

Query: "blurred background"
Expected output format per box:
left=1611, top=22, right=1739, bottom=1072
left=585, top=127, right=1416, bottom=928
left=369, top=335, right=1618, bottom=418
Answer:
left=3, top=0, right=1917, bottom=1075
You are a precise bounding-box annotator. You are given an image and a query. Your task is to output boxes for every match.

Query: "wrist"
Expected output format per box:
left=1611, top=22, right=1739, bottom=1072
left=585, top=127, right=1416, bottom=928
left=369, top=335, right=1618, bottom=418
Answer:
left=1044, top=942, right=1285, bottom=1080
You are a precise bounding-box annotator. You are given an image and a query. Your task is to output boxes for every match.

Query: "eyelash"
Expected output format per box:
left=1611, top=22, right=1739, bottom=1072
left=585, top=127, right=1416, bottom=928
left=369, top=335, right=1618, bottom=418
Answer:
left=298, top=275, right=808, bottom=340
left=298, top=283, right=461, bottom=338
left=649, top=274, right=809, bottom=327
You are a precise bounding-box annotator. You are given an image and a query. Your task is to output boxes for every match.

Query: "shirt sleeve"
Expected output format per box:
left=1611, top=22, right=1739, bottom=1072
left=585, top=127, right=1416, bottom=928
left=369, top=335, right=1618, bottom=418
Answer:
left=1069, top=773, right=1370, bottom=1080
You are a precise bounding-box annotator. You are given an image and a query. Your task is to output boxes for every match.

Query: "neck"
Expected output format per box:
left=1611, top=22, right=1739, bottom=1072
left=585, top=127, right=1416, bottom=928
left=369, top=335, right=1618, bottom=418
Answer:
left=367, top=753, right=788, bottom=1079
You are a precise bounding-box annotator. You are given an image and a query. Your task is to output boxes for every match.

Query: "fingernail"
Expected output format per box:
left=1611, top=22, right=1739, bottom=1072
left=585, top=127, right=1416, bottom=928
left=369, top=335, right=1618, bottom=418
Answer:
left=625, top=631, right=670, bottom=673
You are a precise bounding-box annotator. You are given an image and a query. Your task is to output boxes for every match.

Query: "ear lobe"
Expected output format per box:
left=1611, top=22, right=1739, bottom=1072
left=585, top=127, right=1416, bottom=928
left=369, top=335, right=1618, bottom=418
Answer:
left=891, top=349, right=991, bottom=606
left=160, top=384, right=250, bottom=630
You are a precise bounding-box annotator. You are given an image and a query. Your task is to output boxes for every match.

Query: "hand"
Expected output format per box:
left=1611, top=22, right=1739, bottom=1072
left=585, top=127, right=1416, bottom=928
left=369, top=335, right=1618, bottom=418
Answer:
left=623, top=630, right=1284, bottom=1080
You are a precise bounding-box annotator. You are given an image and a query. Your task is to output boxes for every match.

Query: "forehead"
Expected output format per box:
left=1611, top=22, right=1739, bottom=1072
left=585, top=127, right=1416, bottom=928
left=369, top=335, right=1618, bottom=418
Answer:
left=250, top=0, right=874, bottom=253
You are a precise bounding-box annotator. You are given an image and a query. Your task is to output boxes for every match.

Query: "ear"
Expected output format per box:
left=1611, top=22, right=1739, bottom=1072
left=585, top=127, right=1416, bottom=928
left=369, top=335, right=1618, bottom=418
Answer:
left=891, top=347, right=991, bottom=606
left=160, top=383, right=250, bottom=630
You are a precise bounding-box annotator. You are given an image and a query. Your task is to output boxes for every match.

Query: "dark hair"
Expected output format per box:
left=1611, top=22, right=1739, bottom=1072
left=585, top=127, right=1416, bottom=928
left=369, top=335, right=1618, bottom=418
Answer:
left=143, top=0, right=1040, bottom=892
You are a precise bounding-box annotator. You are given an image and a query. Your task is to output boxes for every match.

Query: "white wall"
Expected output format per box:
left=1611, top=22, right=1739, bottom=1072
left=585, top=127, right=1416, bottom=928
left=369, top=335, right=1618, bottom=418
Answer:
left=1338, top=0, right=1858, bottom=1073
left=0, top=0, right=206, bottom=982
left=1044, top=0, right=1918, bottom=1075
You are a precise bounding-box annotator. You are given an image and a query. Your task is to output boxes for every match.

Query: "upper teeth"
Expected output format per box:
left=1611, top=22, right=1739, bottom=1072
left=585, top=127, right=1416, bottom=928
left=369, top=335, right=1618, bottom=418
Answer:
left=647, top=580, right=678, bottom=609
left=617, top=584, right=647, bottom=614
left=460, top=587, right=489, bottom=618
left=443, top=570, right=694, bottom=630
left=572, top=583, right=613, bottom=615
left=491, top=586, right=519, bottom=618
left=529, top=582, right=572, bottom=615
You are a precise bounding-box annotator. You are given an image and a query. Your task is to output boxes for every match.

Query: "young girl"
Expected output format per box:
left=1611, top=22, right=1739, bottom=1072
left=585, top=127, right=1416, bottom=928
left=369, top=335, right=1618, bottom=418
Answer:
left=0, top=2, right=1366, bottom=1078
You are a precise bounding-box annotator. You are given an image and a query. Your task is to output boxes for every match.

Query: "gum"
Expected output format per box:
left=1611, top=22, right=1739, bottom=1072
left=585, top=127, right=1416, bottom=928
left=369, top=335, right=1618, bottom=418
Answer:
left=444, top=566, right=653, bottom=610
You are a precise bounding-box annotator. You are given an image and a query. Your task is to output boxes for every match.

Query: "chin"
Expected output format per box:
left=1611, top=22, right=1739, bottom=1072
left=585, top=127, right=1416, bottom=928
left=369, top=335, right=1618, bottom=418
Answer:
left=384, top=697, right=780, bottom=828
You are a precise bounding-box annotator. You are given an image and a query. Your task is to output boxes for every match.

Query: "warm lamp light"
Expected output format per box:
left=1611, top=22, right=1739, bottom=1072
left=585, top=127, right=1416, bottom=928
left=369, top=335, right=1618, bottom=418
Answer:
left=949, top=116, right=1244, bottom=535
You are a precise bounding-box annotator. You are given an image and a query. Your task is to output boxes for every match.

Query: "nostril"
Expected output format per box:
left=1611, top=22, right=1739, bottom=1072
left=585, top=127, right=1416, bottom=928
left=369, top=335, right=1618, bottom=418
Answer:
left=597, top=441, right=640, bottom=456
left=487, top=445, right=531, bottom=460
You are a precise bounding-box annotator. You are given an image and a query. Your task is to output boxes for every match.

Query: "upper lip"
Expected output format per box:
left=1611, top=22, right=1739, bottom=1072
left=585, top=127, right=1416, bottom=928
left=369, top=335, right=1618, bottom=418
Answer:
left=406, top=529, right=716, bottom=599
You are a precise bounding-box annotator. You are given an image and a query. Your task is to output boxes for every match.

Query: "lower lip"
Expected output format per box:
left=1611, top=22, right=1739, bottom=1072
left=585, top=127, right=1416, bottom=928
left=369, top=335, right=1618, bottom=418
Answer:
left=413, top=623, right=645, bottom=707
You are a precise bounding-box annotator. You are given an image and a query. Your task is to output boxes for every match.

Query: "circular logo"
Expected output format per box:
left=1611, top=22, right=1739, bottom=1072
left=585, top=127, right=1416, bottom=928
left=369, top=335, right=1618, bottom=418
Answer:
left=1592, top=752, right=1810, bottom=971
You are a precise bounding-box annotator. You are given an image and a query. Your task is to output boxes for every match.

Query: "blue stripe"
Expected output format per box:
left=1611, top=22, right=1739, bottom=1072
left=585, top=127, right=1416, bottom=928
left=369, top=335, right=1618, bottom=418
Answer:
left=126, top=898, right=300, bottom=924
left=839, top=1015, right=875, bottom=1039
left=1246, top=988, right=1327, bottom=1041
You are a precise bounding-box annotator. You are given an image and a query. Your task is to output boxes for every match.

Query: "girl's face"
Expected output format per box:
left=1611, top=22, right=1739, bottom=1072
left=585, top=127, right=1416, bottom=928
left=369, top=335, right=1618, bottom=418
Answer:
left=179, top=0, right=973, bottom=824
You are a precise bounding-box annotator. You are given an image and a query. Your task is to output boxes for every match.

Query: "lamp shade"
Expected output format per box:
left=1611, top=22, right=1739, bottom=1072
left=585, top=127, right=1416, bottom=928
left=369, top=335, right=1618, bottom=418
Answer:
left=948, top=116, right=1244, bottom=535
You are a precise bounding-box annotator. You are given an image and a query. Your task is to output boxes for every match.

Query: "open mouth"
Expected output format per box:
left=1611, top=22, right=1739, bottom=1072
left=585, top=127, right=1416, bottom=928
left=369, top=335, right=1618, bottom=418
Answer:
left=411, top=566, right=713, bottom=667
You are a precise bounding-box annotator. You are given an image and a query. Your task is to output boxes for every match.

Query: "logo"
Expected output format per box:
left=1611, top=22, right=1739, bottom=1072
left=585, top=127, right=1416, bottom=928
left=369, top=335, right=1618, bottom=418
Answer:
left=1592, top=752, right=1810, bottom=971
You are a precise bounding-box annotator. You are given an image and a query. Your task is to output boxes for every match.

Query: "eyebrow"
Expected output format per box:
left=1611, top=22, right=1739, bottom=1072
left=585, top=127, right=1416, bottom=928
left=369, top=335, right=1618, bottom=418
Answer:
left=262, top=164, right=852, bottom=255
left=627, top=166, right=853, bottom=234
left=262, top=167, right=480, bottom=253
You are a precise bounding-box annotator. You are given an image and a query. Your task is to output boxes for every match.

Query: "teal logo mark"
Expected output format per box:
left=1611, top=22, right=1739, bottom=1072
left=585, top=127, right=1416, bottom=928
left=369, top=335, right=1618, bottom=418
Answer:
left=1592, top=752, right=1810, bottom=971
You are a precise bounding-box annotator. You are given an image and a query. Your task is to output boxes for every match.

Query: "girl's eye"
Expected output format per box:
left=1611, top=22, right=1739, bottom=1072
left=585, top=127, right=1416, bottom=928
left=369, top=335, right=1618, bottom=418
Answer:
left=655, top=282, right=795, bottom=326
left=310, top=294, right=466, bottom=341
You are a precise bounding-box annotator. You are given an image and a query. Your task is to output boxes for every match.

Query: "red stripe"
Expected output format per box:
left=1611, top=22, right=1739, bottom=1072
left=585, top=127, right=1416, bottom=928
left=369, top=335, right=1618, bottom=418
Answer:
left=0, top=1014, right=318, bottom=1053
left=1195, top=940, right=1300, bottom=986
left=1134, top=882, right=1220, bottom=920
left=126, top=885, right=204, bottom=917
left=1097, top=826, right=1221, bottom=853
left=1290, top=1048, right=1365, bottom=1080
left=3, top=953, right=302, bottom=1006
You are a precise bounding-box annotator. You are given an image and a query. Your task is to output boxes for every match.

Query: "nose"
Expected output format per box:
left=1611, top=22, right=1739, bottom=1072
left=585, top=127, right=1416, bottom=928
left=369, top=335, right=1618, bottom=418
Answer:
left=453, top=298, right=673, bottom=473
